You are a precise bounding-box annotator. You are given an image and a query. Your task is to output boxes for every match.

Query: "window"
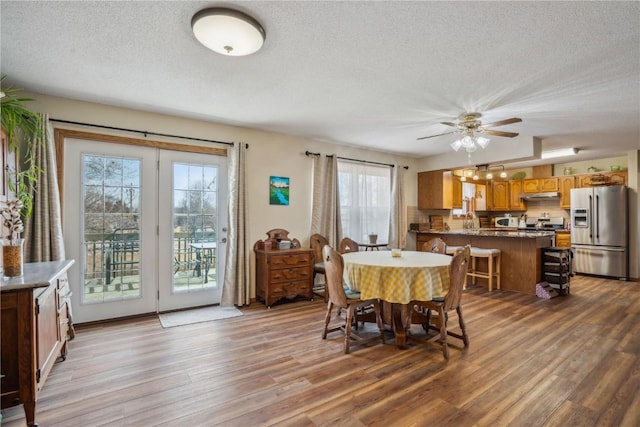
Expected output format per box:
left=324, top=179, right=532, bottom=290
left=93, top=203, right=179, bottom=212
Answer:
left=338, top=160, right=391, bottom=243
left=452, top=182, right=476, bottom=218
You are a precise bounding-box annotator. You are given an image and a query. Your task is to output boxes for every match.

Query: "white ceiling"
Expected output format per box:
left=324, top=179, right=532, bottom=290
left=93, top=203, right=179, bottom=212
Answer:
left=2, top=1, right=639, bottom=168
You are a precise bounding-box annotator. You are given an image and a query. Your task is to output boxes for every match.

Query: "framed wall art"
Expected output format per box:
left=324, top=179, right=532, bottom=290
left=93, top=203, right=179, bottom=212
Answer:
left=269, top=176, right=290, bottom=206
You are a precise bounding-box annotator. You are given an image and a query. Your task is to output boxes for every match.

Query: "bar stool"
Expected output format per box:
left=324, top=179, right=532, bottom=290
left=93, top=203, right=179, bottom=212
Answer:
left=467, top=247, right=501, bottom=291
left=445, top=245, right=463, bottom=255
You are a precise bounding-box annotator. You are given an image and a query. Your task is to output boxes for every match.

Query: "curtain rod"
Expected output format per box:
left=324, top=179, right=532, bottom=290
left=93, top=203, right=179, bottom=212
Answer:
left=49, top=118, right=236, bottom=147
left=305, top=150, right=408, bottom=169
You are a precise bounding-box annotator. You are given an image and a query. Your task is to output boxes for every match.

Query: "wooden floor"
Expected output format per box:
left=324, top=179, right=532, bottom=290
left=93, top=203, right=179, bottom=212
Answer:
left=2, top=275, right=639, bottom=427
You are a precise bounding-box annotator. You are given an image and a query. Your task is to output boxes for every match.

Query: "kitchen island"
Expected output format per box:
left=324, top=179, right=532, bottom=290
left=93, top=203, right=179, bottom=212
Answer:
left=413, top=229, right=555, bottom=295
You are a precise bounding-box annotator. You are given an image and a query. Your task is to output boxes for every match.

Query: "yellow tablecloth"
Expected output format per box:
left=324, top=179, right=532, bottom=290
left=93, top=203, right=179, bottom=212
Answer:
left=342, top=251, right=451, bottom=304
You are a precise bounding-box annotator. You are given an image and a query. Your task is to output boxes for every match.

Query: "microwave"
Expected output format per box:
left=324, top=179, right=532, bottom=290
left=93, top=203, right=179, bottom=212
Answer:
left=495, top=217, right=519, bottom=228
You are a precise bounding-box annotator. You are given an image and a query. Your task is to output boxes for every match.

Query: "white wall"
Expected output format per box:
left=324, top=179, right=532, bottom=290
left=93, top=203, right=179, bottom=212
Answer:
left=27, top=92, right=420, bottom=297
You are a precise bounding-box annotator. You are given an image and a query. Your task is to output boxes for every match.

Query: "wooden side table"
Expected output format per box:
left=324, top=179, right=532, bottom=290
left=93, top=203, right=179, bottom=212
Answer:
left=358, top=242, right=388, bottom=251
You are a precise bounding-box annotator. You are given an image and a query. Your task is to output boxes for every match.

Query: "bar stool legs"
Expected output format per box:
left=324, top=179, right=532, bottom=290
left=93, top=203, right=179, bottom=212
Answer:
left=467, top=248, right=501, bottom=291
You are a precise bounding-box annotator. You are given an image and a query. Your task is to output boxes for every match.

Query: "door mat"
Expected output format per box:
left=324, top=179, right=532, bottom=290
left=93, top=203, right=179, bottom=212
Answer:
left=159, top=306, right=243, bottom=328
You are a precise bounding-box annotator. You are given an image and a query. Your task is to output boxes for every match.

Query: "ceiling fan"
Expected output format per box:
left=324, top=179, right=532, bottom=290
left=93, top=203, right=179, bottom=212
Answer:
left=416, top=112, right=522, bottom=141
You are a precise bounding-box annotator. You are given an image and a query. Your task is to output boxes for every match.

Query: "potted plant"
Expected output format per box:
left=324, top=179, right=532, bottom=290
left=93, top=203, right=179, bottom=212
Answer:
left=1, top=199, right=24, bottom=277
left=0, top=75, right=43, bottom=219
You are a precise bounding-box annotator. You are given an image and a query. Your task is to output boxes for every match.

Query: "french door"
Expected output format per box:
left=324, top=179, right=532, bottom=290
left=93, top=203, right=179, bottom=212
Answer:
left=63, top=138, right=227, bottom=323
left=158, top=150, right=227, bottom=312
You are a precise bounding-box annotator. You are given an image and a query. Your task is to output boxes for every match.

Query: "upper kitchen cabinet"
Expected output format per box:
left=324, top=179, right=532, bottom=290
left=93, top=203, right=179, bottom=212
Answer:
left=522, top=179, right=540, bottom=193
left=559, top=176, right=575, bottom=209
left=577, top=170, right=627, bottom=188
left=509, top=180, right=526, bottom=211
left=605, top=170, right=627, bottom=185
left=490, top=180, right=510, bottom=211
left=418, top=170, right=453, bottom=210
left=452, top=175, right=463, bottom=209
left=558, top=176, right=576, bottom=209
left=522, top=177, right=558, bottom=193
left=540, top=177, right=559, bottom=192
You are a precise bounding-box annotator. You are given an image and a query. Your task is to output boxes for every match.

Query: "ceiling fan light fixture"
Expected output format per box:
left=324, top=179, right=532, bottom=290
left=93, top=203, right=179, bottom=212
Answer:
left=450, top=140, right=463, bottom=152
left=476, top=136, right=491, bottom=149
left=192, top=8, right=265, bottom=56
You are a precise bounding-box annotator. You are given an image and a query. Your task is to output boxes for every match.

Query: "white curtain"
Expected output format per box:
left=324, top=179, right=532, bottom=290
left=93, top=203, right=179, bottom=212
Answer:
left=337, top=160, right=391, bottom=244
left=23, top=114, right=65, bottom=262
left=310, top=155, right=341, bottom=248
left=388, top=164, right=407, bottom=249
left=221, top=142, right=251, bottom=306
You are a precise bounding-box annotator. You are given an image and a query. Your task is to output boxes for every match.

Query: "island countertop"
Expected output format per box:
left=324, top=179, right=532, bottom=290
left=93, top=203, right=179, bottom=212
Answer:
left=414, top=231, right=554, bottom=295
left=410, top=229, right=556, bottom=239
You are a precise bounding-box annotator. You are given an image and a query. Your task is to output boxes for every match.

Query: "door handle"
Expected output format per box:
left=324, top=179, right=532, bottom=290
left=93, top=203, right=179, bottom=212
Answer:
left=588, top=195, right=593, bottom=239
left=595, top=195, right=599, bottom=240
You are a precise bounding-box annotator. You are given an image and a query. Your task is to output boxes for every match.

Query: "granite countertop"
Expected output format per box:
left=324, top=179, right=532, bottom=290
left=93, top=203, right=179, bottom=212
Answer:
left=410, top=229, right=556, bottom=239
left=1, top=260, right=75, bottom=292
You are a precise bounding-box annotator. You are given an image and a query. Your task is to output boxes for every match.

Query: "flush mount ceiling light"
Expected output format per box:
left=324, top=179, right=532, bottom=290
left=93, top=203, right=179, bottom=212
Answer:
left=541, top=147, right=579, bottom=159
left=192, top=8, right=265, bottom=56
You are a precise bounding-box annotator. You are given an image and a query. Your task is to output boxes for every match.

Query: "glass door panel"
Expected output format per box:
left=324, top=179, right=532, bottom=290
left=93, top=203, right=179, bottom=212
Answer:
left=158, top=150, right=227, bottom=312
left=63, top=139, right=157, bottom=323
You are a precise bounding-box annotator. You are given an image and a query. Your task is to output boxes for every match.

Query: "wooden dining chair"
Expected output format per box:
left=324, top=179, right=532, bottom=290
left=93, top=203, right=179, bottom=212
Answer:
left=338, top=237, right=359, bottom=254
left=421, top=237, right=447, bottom=254
left=310, top=233, right=330, bottom=300
left=321, top=245, right=385, bottom=354
left=409, top=245, right=470, bottom=359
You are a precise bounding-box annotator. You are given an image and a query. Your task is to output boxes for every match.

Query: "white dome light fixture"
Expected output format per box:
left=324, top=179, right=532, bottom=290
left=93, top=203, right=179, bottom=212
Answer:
left=192, top=8, right=265, bottom=56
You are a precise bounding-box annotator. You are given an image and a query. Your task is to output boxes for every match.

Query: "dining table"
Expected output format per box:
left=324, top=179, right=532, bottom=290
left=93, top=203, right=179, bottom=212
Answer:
left=189, top=241, right=217, bottom=282
left=342, top=250, right=452, bottom=348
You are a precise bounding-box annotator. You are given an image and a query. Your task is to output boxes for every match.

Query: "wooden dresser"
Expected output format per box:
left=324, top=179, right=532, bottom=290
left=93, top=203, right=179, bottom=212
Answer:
left=1, top=260, right=75, bottom=427
left=254, top=229, right=313, bottom=308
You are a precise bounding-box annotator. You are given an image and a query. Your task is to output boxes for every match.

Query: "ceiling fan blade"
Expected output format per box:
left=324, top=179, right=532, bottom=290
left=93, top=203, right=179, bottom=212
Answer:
left=440, top=121, right=458, bottom=127
left=482, top=129, right=519, bottom=138
left=482, top=117, right=522, bottom=127
left=417, top=131, right=459, bottom=140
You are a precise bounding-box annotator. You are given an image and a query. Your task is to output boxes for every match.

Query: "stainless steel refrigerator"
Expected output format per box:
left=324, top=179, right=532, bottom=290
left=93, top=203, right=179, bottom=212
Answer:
left=570, top=185, right=628, bottom=279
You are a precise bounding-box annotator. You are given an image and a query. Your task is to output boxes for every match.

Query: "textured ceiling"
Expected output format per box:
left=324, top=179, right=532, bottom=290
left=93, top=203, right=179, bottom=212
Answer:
left=1, top=1, right=639, bottom=167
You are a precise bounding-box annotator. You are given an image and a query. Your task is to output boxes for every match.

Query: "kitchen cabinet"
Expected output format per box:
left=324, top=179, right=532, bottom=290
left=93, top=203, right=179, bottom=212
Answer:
left=555, top=231, right=571, bottom=248
left=559, top=176, right=575, bottom=209
left=540, top=177, right=559, bottom=192
left=523, top=179, right=540, bottom=193
left=509, top=180, right=526, bottom=211
left=1, top=260, right=75, bottom=427
left=577, top=170, right=627, bottom=188
left=605, top=170, right=627, bottom=185
left=522, top=178, right=558, bottom=193
left=577, top=174, right=593, bottom=188
left=452, top=175, right=463, bottom=209
left=490, top=180, right=509, bottom=211
left=418, top=170, right=453, bottom=210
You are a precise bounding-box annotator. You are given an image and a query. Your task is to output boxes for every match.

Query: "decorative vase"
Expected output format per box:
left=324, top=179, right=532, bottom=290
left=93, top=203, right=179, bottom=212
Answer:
left=368, top=234, right=378, bottom=244
left=3, top=238, right=24, bottom=278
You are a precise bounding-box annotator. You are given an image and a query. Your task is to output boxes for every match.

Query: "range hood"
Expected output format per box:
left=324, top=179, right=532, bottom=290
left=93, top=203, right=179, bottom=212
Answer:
left=520, top=192, right=560, bottom=200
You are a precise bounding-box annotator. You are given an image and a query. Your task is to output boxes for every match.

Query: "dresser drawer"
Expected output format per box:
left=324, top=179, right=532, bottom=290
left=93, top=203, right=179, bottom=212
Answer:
left=270, top=267, right=311, bottom=283
left=270, top=253, right=312, bottom=268
left=270, top=280, right=312, bottom=299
